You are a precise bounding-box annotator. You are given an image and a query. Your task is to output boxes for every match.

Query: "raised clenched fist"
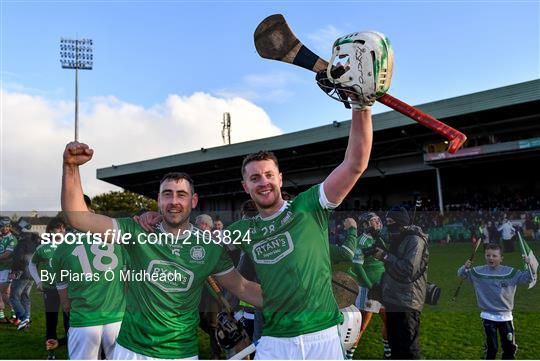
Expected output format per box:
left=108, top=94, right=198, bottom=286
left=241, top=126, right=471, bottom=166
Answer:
left=63, top=142, right=94, bottom=167
left=343, top=217, right=357, bottom=230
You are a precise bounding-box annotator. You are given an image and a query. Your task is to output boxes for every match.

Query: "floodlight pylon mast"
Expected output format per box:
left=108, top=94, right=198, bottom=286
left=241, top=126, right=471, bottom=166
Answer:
left=60, top=38, right=93, bottom=141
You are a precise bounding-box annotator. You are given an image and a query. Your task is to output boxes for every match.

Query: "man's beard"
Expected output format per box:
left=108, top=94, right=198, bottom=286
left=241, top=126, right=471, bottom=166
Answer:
left=161, top=209, right=190, bottom=229
left=164, top=216, right=189, bottom=229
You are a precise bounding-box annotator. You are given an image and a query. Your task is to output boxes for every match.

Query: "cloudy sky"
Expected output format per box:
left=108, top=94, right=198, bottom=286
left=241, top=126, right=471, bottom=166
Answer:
left=1, top=1, right=539, bottom=211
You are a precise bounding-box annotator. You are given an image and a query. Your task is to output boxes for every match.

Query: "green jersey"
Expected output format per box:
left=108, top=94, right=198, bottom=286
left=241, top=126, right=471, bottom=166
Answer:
left=227, top=184, right=342, bottom=337
left=350, top=233, right=386, bottom=288
left=31, top=244, right=57, bottom=289
left=114, top=218, right=234, bottom=359
left=0, top=233, right=17, bottom=271
left=51, top=239, right=126, bottom=327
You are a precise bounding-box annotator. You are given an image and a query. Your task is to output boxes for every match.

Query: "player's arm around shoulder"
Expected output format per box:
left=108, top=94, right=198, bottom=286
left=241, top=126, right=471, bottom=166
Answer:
left=323, top=109, right=373, bottom=205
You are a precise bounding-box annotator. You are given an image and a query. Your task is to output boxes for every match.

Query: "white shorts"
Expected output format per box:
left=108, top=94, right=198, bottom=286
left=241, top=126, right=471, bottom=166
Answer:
left=112, top=343, right=198, bottom=360
left=0, top=270, right=10, bottom=283
left=254, top=325, right=344, bottom=360
left=68, top=321, right=122, bottom=359
left=355, top=286, right=383, bottom=313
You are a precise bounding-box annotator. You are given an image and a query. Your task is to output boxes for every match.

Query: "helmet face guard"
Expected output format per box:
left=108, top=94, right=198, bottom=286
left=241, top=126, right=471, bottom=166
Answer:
left=215, top=312, right=245, bottom=350
left=359, top=211, right=378, bottom=225
left=318, top=31, right=393, bottom=108
left=339, top=304, right=362, bottom=350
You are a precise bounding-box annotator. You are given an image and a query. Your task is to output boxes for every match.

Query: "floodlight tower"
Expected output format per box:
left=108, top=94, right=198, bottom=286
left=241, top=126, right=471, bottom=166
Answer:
left=60, top=38, right=93, bottom=141
left=222, top=112, right=231, bottom=145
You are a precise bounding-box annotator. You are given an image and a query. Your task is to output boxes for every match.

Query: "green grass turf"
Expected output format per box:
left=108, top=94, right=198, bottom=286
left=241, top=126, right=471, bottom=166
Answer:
left=346, top=240, right=540, bottom=360
left=1, top=241, right=539, bottom=359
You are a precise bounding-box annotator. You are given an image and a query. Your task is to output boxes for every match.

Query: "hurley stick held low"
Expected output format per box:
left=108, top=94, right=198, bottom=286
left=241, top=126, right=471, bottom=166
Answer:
left=206, top=276, right=252, bottom=360
left=207, top=276, right=234, bottom=313
left=451, top=237, right=483, bottom=301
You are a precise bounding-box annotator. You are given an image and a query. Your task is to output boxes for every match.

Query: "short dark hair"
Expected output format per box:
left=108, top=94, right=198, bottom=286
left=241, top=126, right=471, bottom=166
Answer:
left=46, top=217, right=66, bottom=233
left=241, top=151, right=279, bottom=178
left=159, top=172, right=195, bottom=194
left=485, top=243, right=502, bottom=254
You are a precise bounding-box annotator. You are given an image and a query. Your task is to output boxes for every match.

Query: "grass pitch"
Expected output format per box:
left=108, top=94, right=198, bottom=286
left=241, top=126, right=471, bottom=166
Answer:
left=1, top=241, right=538, bottom=359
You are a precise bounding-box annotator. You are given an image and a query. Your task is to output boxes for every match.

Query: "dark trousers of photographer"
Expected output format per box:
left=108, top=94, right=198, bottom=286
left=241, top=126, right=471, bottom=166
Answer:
left=381, top=227, right=429, bottom=360
left=385, top=308, right=421, bottom=359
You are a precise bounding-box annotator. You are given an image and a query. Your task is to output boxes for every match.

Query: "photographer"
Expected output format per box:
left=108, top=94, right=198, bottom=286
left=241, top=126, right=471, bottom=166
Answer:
left=371, top=206, right=429, bottom=359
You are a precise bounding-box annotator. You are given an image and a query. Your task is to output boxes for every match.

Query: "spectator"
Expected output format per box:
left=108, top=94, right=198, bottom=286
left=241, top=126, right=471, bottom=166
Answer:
left=214, top=218, right=224, bottom=232
left=0, top=217, right=18, bottom=324
left=373, top=206, right=429, bottom=359
left=480, top=222, right=490, bottom=245
left=10, top=231, right=39, bottom=330
left=497, top=218, right=516, bottom=252
left=487, top=221, right=500, bottom=244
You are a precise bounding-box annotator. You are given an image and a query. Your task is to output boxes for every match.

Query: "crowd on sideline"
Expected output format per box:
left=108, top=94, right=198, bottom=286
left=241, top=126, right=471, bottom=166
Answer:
left=329, top=193, right=540, bottom=246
